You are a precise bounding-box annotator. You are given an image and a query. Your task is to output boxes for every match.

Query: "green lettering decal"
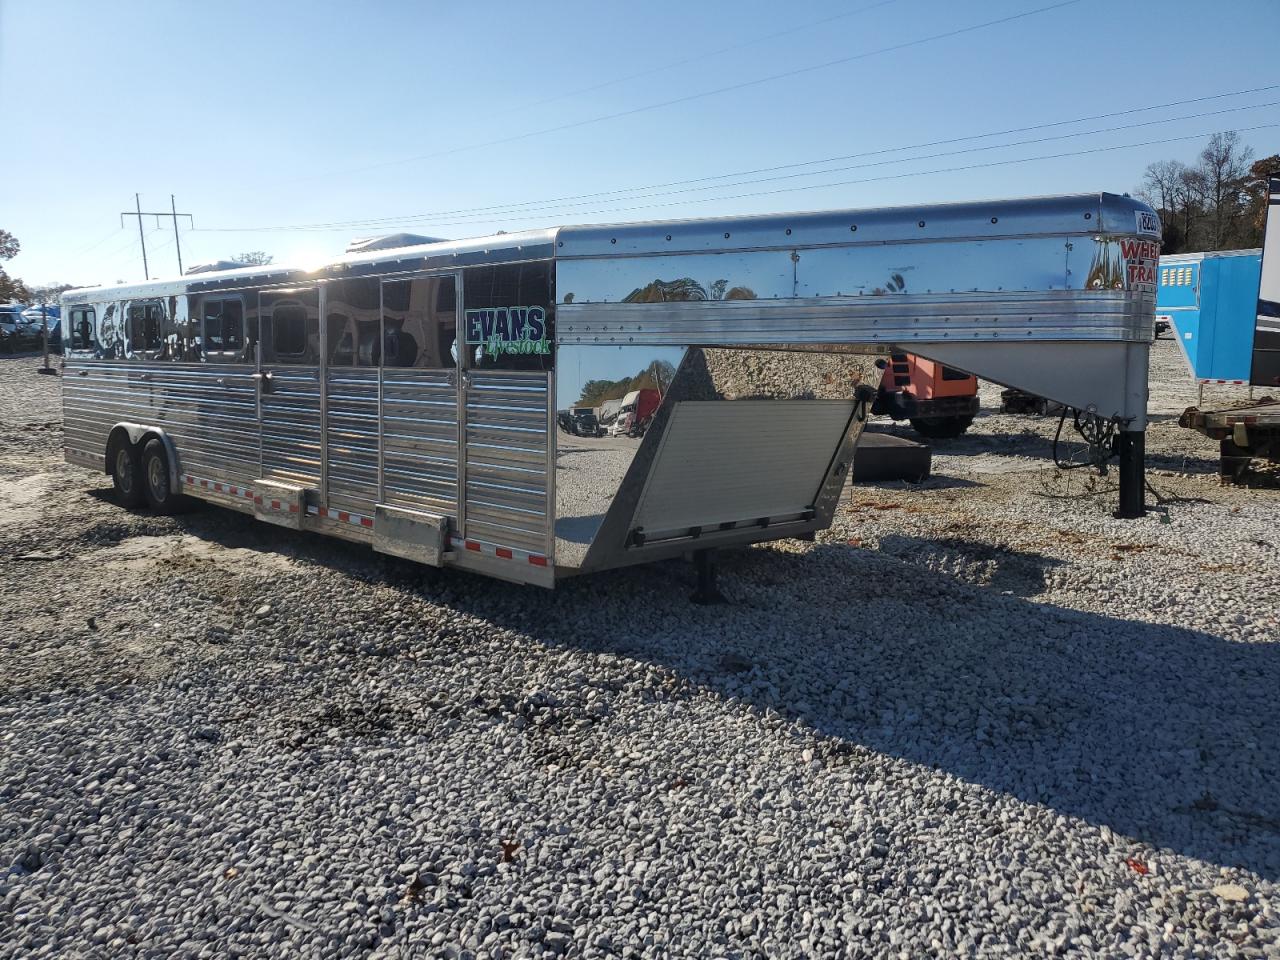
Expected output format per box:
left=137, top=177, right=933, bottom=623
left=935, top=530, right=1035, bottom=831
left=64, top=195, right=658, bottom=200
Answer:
left=468, top=305, right=549, bottom=355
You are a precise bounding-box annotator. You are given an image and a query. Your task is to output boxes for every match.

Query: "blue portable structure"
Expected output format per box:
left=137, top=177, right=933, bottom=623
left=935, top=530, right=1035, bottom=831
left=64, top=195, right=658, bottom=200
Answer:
left=1156, top=249, right=1261, bottom=384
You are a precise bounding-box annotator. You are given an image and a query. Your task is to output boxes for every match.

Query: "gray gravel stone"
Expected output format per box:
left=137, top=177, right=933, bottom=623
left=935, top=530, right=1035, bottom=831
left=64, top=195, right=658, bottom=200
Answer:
left=0, top=343, right=1276, bottom=958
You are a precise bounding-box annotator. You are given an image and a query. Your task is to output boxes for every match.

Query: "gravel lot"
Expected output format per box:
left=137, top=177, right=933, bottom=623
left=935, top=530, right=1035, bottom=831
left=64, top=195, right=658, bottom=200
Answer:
left=2, top=341, right=1278, bottom=959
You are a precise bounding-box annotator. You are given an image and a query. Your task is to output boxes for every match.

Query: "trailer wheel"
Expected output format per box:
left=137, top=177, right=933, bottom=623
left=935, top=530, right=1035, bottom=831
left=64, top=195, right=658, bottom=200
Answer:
left=109, top=438, right=146, bottom=508
left=141, top=439, right=184, bottom=513
left=909, top=415, right=974, bottom=439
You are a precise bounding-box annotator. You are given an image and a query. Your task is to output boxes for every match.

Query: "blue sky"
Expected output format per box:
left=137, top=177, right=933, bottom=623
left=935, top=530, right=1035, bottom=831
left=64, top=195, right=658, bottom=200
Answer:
left=2, top=0, right=1277, bottom=288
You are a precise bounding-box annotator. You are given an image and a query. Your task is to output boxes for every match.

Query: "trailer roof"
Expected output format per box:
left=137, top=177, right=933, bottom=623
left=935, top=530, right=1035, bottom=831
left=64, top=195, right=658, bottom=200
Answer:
left=62, top=228, right=558, bottom=303
left=1157, top=248, right=1261, bottom=264
left=63, top=192, right=1156, bottom=304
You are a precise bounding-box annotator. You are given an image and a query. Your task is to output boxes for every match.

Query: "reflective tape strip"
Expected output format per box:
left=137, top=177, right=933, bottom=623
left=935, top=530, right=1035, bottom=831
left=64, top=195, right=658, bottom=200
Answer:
left=306, top=505, right=374, bottom=528
left=253, top=495, right=300, bottom=514
left=448, top=535, right=547, bottom=567
left=1199, top=379, right=1247, bottom=385
left=182, top=474, right=255, bottom=500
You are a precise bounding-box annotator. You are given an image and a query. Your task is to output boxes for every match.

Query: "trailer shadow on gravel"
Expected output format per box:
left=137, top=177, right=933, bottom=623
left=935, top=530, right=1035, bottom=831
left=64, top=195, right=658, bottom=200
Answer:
left=95, top=487, right=1280, bottom=882
left=414, top=539, right=1280, bottom=883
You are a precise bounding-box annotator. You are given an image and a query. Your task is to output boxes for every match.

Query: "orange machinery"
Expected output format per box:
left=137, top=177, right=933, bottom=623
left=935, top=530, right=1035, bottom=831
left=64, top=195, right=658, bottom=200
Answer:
left=871, top=352, right=979, bottom=438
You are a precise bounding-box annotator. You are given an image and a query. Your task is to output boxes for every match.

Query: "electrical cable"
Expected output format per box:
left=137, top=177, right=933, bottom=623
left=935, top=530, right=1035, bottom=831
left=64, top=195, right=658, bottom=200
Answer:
left=325, top=98, right=1280, bottom=229
left=283, top=0, right=1082, bottom=185
left=491, top=0, right=898, bottom=119
left=209, top=81, right=1280, bottom=234
left=195, top=119, right=1280, bottom=235
left=1053, top=408, right=1120, bottom=473
left=197, top=89, right=1280, bottom=234
left=66, top=227, right=126, bottom=259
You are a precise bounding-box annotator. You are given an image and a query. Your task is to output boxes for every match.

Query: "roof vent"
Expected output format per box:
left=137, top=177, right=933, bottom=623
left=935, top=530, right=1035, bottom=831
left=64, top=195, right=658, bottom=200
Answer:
left=345, top=233, right=448, bottom=254
left=184, top=260, right=253, bottom=275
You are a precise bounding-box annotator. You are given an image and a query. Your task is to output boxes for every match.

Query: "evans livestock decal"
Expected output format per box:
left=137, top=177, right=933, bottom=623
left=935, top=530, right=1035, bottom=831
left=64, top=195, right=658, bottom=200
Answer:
left=1120, top=238, right=1160, bottom=292
left=464, top=306, right=550, bottom=356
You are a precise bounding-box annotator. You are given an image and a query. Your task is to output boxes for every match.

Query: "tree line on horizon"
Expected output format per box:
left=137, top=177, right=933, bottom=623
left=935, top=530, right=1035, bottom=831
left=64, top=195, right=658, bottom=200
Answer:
left=575, top=359, right=678, bottom=409
left=1137, top=131, right=1278, bottom=254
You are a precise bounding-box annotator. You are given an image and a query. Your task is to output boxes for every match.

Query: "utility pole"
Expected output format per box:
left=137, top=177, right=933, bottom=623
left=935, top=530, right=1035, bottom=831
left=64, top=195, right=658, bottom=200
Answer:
left=120, top=194, right=194, bottom=279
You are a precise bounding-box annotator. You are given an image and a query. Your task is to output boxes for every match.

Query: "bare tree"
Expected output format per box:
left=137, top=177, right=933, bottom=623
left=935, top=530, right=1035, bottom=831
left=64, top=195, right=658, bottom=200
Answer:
left=1141, top=156, right=1198, bottom=252
left=1195, top=131, right=1254, bottom=249
left=1135, top=132, right=1267, bottom=252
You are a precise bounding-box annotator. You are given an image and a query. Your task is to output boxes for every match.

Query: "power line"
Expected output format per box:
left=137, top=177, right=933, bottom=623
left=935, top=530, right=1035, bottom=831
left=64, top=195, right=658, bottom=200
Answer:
left=285, top=0, right=1081, bottom=185
left=201, top=82, right=1280, bottom=233
left=97, top=226, right=163, bottom=267
left=480, top=120, right=1280, bottom=226
left=492, top=0, right=898, bottom=119
left=254, top=121, right=1280, bottom=233
left=67, top=226, right=127, bottom=259
left=198, top=96, right=1280, bottom=233
left=454, top=98, right=1279, bottom=224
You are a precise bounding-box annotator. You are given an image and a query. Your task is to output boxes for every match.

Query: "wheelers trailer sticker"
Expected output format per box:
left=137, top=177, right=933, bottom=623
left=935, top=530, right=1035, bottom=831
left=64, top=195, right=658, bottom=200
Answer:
left=1120, top=238, right=1160, bottom=292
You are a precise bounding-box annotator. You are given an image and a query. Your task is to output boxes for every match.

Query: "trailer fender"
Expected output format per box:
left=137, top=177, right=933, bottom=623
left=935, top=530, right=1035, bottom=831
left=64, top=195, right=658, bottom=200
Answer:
left=105, top=423, right=181, bottom=492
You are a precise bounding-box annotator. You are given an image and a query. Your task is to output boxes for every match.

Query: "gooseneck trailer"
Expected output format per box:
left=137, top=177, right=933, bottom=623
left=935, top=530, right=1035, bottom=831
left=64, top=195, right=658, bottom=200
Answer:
left=61, top=192, right=1159, bottom=587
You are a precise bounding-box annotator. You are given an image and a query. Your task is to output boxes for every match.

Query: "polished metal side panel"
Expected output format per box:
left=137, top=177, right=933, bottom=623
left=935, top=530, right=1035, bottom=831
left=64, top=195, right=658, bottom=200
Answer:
left=630, top=400, right=855, bottom=538
left=62, top=361, right=260, bottom=485
left=463, top=371, right=550, bottom=555
left=259, top=367, right=323, bottom=488
left=380, top=368, right=460, bottom=518
left=553, top=344, right=686, bottom=568
left=325, top=367, right=380, bottom=515
left=557, top=289, right=1151, bottom=346
left=557, top=236, right=1085, bottom=303
left=553, top=345, right=880, bottom=574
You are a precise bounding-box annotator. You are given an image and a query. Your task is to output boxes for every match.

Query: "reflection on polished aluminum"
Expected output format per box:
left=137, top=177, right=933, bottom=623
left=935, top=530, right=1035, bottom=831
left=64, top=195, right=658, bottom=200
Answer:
left=555, top=345, right=685, bottom=568
left=61, top=192, right=1158, bottom=588
left=554, top=344, right=880, bottom=573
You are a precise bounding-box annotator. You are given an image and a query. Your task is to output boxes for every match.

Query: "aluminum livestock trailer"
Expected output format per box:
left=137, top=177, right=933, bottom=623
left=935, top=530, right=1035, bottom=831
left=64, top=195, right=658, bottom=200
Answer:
left=61, top=193, right=1158, bottom=589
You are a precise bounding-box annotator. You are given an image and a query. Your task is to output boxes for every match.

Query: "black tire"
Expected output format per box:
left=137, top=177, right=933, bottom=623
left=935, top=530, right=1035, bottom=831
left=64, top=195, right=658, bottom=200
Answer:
left=909, top=415, right=975, bottom=439
left=109, top=439, right=146, bottom=508
left=141, top=438, right=182, bottom=513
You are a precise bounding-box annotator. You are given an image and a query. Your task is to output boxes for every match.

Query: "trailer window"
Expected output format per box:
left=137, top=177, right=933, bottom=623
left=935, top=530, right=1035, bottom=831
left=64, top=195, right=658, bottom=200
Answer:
left=126, top=300, right=166, bottom=358
left=326, top=278, right=380, bottom=367
left=461, top=262, right=552, bottom=371
left=201, top=297, right=245, bottom=359
left=259, top=289, right=318, bottom=364
left=69, top=307, right=97, bottom=351
left=273, top=303, right=307, bottom=355
left=381, top=275, right=456, bottom=368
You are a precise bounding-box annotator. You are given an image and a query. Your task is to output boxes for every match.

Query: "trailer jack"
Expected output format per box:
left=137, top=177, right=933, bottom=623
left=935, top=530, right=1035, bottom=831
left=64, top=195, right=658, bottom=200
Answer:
left=691, top=549, right=728, bottom=605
